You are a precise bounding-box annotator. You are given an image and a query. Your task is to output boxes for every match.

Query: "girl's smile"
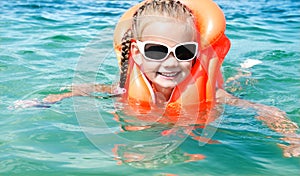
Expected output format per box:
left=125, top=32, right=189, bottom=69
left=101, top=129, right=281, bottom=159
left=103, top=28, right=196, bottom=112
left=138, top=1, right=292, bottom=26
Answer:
left=157, top=71, right=180, bottom=79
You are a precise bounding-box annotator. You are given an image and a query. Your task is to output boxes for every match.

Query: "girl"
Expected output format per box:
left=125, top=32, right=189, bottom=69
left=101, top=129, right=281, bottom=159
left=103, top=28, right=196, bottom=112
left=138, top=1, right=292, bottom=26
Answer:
left=42, top=0, right=299, bottom=157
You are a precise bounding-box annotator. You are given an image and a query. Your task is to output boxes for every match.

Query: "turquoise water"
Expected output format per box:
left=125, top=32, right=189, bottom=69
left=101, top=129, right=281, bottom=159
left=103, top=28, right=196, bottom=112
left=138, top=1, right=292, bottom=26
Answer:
left=1, top=0, right=299, bottom=175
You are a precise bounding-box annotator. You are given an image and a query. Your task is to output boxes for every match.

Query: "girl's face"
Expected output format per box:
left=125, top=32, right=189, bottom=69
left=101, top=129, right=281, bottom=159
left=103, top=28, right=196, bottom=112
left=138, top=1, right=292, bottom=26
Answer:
left=131, top=19, right=197, bottom=92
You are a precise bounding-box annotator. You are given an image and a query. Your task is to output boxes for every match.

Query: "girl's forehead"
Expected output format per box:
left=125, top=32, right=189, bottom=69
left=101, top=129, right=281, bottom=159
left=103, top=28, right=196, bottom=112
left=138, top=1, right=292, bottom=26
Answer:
left=139, top=20, right=197, bottom=43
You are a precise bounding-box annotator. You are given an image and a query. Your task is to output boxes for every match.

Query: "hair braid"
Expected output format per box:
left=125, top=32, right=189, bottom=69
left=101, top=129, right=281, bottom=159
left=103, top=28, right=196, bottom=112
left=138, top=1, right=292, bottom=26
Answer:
left=119, top=29, right=132, bottom=88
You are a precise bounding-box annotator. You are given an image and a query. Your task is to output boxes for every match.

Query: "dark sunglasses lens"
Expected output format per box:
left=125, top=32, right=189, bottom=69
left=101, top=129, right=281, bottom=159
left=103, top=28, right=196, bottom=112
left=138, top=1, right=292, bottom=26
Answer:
left=144, top=44, right=168, bottom=60
left=175, top=44, right=197, bottom=60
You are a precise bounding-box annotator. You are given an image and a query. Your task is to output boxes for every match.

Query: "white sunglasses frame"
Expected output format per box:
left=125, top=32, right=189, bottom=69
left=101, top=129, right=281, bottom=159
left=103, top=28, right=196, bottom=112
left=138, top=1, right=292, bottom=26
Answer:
left=135, top=40, right=199, bottom=62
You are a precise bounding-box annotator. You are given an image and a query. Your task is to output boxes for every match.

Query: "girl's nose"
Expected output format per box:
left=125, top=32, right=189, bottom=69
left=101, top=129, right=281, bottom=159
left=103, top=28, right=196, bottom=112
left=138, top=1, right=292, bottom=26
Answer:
left=162, top=53, right=178, bottom=67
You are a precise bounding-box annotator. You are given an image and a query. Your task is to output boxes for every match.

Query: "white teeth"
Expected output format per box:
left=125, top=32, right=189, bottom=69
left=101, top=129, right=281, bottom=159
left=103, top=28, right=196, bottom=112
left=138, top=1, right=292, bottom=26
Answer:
left=159, top=72, right=178, bottom=77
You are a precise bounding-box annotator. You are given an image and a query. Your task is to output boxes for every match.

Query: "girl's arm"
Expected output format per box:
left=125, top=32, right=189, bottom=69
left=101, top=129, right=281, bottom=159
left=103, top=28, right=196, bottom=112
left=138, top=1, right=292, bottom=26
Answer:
left=43, top=84, right=117, bottom=103
left=216, top=88, right=300, bottom=157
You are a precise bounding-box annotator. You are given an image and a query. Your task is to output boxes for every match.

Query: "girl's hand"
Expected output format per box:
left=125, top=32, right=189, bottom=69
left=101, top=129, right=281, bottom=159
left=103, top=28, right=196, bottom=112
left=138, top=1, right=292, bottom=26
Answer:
left=11, top=99, right=51, bottom=109
left=255, top=105, right=300, bottom=157
left=43, top=94, right=66, bottom=103
left=277, top=137, right=300, bottom=158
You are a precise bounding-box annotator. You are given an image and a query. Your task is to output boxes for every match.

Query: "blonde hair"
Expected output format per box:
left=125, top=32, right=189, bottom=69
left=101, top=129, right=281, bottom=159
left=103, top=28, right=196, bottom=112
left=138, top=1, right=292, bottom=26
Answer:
left=119, top=0, right=195, bottom=88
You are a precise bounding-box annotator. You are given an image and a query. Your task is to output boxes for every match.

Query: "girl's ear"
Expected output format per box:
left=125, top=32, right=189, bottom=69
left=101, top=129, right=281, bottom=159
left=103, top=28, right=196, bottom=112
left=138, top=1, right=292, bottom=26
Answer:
left=131, top=42, right=143, bottom=66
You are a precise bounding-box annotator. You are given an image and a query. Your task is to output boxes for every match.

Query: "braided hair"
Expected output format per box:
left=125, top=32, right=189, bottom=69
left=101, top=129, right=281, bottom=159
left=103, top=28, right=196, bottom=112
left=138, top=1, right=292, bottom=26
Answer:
left=119, top=29, right=132, bottom=88
left=118, top=0, right=195, bottom=89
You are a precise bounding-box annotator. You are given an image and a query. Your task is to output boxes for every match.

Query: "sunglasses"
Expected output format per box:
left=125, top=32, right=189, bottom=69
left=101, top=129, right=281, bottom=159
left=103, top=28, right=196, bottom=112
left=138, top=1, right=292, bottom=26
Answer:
left=135, top=40, right=198, bottom=61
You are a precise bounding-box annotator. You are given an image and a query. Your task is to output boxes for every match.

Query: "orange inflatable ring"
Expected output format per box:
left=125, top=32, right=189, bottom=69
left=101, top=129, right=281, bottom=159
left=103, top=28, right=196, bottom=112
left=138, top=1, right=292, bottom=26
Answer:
left=113, top=0, right=231, bottom=124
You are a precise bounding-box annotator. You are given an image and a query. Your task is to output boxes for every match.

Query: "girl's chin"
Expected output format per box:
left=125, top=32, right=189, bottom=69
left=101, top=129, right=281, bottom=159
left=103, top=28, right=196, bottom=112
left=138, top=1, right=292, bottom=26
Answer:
left=154, top=79, right=178, bottom=89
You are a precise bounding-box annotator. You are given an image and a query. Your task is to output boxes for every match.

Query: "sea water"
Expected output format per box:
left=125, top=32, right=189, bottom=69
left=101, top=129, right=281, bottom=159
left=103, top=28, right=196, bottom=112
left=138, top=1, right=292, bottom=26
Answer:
left=0, top=0, right=299, bottom=175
